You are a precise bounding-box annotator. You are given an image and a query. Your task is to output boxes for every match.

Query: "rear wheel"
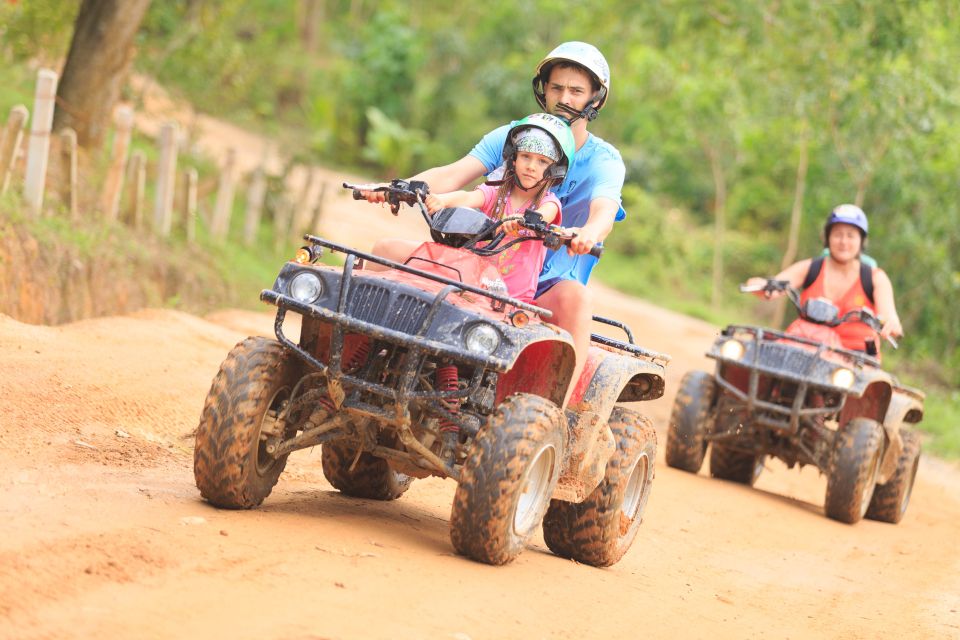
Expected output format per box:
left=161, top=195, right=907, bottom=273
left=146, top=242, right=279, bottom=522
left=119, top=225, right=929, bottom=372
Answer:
left=322, top=440, right=413, bottom=500
left=665, top=370, right=715, bottom=472
left=824, top=417, right=883, bottom=524
left=710, top=444, right=764, bottom=486
left=542, top=408, right=657, bottom=567
left=449, top=393, right=565, bottom=565
left=865, top=430, right=921, bottom=524
left=194, top=337, right=297, bottom=509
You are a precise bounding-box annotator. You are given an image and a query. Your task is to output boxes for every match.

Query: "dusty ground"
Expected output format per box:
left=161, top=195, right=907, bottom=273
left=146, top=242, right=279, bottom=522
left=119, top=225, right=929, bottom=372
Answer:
left=3, top=97, right=960, bottom=639
left=2, top=209, right=960, bottom=638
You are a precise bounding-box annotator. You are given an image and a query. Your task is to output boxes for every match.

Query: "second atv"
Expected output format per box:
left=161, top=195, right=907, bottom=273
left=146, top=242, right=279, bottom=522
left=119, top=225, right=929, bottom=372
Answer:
left=666, top=279, right=923, bottom=524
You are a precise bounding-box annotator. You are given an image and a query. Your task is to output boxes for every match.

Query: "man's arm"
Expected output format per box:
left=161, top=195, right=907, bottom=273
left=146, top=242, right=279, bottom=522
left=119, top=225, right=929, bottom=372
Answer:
left=411, top=156, right=488, bottom=194
left=567, top=196, right=618, bottom=254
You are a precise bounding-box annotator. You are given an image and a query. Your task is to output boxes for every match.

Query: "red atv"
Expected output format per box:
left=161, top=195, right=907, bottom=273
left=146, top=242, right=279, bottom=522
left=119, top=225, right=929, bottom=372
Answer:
left=194, top=180, right=669, bottom=565
left=666, top=279, right=923, bottom=524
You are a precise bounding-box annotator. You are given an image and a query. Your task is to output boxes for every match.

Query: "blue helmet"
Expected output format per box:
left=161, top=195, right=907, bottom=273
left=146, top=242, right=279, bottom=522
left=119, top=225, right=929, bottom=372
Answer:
left=824, top=204, right=868, bottom=239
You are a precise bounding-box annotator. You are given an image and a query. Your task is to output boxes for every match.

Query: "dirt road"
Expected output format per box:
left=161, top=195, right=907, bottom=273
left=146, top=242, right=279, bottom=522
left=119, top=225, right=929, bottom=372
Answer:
left=3, top=101, right=960, bottom=637
left=2, top=201, right=959, bottom=638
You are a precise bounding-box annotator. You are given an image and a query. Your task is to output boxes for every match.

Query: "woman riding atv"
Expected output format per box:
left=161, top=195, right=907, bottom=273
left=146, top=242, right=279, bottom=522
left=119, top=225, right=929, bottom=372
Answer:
left=745, top=204, right=903, bottom=356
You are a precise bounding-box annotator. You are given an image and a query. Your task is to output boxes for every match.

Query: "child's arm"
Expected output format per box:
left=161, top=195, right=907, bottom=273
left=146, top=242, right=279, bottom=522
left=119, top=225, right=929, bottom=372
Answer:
left=425, top=190, right=485, bottom=214
left=502, top=200, right=560, bottom=235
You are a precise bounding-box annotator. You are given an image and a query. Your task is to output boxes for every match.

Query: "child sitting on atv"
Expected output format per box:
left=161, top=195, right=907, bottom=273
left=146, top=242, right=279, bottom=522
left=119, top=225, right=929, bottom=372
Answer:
left=423, top=113, right=574, bottom=303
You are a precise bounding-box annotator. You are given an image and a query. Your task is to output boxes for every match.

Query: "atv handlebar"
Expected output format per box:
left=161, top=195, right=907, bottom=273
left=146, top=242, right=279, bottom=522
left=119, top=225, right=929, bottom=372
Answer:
left=343, top=181, right=604, bottom=259
left=740, top=278, right=898, bottom=349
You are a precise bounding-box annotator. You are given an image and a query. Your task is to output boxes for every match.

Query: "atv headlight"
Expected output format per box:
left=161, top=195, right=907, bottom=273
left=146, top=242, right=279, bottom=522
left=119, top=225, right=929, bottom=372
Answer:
left=831, top=367, right=855, bottom=389
left=289, top=272, right=323, bottom=304
left=464, top=323, right=501, bottom=356
left=719, top=339, right=745, bottom=360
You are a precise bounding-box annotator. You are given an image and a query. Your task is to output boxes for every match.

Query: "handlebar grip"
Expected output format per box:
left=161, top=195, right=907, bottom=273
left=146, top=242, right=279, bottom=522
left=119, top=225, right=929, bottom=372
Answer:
left=589, top=244, right=604, bottom=259
left=352, top=190, right=363, bottom=200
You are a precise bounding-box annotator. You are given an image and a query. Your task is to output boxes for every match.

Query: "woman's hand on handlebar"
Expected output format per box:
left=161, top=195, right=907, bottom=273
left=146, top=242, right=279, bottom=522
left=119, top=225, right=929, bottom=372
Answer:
left=880, top=316, right=904, bottom=343
left=743, top=277, right=785, bottom=299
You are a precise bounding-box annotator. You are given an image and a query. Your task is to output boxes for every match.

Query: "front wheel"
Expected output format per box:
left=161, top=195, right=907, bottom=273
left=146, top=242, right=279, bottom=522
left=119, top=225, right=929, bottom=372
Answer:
left=665, top=370, right=716, bottom=472
left=449, top=393, right=565, bottom=565
left=542, top=407, right=657, bottom=567
left=710, top=444, right=764, bottom=486
left=865, top=430, right=921, bottom=524
left=824, top=417, right=883, bottom=524
left=194, top=337, right=297, bottom=509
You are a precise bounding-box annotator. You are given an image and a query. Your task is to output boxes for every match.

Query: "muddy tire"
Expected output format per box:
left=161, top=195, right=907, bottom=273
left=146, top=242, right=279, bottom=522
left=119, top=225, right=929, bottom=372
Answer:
left=710, top=444, right=763, bottom=486
left=321, top=440, right=413, bottom=500
left=194, top=337, right=297, bottom=509
left=542, top=408, right=657, bottom=567
left=665, top=370, right=715, bottom=472
left=449, top=393, right=565, bottom=565
left=865, top=430, right=921, bottom=524
left=824, top=417, right=883, bottom=524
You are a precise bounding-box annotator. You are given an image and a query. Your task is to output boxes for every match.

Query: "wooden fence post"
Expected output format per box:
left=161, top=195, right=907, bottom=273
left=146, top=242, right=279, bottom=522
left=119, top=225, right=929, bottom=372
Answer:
left=211, top=147, right=237, bottom=242
left=100, top=105, right=134, bottom=222
left=308, top=181, right=328, bottom=234
left=242, top=165, right=267, bottom=247
left=182, top=167, right=198, bottom=244
left=58, top=128, right=79, bottom=221
left=0, top=105, right=29, bottom=195
left=274, top=195, right=293, bottom=253
left=292, top=166, right=316, bottom=240
left=124, top=150, right=146, bottom=229
left=23, top=69, right=58, bottom=218
left=154, top=121, right=178, bottom=237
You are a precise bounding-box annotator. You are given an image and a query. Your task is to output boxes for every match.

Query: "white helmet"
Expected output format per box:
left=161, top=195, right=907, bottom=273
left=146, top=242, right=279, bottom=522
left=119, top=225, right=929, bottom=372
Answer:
left=532, top=41, right=611, bottom=119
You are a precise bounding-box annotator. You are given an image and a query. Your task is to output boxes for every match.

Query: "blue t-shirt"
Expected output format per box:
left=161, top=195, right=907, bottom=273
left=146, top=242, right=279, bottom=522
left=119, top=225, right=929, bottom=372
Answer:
left=470, top=124, right=626, bottom=286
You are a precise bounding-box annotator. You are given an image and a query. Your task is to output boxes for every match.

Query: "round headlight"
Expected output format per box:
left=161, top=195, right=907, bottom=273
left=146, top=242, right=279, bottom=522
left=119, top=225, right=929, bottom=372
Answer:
left=289, top=272, right=323, bottom=304
left=464, top=323, right=501, bottom=355
left=719, top=339, right=745, bottom=360
left=831, top=367, right=855, bottom=389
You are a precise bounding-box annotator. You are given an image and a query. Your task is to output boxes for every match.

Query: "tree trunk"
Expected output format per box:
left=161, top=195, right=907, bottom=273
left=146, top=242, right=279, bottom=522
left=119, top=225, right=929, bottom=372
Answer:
left=706, top=144, right=727, bottom=309
left=299, top=0, right=324, bottom=53
left=53, top=0, right=153, bottom=149
left=773, top=120, right=810, bottom=328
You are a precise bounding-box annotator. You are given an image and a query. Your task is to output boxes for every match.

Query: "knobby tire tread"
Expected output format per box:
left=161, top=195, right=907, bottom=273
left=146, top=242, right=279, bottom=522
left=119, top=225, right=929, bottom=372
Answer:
left=449, top=393, right=564, bottom=566
left=865, top=430, right=921, bottom=524
left=665, top=370, right=715, bottom=472
left=542, top=407, right=657, bottom=567
left=194, top=337, right=294, bottom=509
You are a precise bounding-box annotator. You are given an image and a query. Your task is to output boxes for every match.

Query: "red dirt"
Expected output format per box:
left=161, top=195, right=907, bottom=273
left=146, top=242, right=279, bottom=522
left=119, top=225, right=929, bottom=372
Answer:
left=2, top=95, right=958, bottom=639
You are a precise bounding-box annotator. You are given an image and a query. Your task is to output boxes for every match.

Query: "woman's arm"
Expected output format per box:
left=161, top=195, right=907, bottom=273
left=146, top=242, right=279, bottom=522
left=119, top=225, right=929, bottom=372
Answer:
left=744, top=259, right=812, bottom=299
left=872, top=269, right=903, bottom=338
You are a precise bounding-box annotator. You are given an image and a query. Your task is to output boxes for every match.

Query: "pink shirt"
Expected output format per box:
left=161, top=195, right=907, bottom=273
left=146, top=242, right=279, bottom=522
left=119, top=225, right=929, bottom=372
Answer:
left=475, top=183, right=562, bottom=303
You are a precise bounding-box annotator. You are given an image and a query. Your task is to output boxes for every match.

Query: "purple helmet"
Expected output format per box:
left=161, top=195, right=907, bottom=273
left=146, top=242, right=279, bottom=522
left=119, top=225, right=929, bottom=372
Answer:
left=824, top=204, right=868, bottom=239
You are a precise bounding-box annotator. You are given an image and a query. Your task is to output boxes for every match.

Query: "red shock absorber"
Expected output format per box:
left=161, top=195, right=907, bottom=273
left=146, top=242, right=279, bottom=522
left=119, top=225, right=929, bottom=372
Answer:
left=341, top=335, right=371, bottom=373
left=436, top=365, right=461, bottom=434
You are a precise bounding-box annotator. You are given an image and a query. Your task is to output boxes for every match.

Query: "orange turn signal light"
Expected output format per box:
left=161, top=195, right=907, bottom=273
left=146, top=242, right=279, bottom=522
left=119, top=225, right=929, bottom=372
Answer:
left=509, top=310, right=530, bottom=328
left=294, top=247, right=312, bottom=264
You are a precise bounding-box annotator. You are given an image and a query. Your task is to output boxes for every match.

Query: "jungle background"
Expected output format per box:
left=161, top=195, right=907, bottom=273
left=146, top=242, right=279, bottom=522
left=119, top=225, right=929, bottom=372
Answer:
left=1, top=0, right=957, bottom=455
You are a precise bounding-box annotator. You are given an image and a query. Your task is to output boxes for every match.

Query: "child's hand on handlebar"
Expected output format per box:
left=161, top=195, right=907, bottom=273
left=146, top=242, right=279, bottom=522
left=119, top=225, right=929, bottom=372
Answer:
left=500, top=215, right=523, bottom=236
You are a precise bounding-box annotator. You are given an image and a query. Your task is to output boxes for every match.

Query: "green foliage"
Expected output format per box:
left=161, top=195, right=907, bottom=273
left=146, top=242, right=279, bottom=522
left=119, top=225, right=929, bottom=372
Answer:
left=4, top=0, right=957, bottom=443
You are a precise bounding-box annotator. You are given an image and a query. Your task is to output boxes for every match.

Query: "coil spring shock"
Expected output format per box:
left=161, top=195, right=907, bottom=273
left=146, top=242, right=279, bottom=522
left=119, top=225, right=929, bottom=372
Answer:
left=342, top=335, right=371, bottom=374
left=436, top=365, right=461, bottom=434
